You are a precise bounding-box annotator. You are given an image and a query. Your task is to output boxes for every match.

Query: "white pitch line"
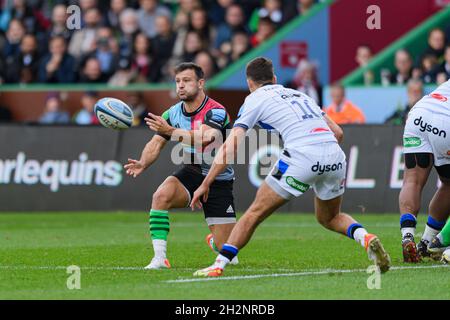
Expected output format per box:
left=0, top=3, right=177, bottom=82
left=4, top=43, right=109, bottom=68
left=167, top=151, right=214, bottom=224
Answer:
left=164, top=265, right=450, bottom=283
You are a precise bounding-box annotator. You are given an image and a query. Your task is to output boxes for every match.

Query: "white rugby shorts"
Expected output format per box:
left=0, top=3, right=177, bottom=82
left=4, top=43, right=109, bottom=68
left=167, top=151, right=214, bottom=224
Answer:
left=403, top=106, right=450, bottom=166
left=266, top=142, right=346, bottom=201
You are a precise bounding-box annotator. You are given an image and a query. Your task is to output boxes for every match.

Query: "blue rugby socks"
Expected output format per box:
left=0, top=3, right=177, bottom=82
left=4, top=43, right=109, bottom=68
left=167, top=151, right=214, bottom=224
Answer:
left=400, top=213, right=417, bottom=239
left=422, top=215, right=446, bottom=243
left=346, top=223, right=368, bottom=247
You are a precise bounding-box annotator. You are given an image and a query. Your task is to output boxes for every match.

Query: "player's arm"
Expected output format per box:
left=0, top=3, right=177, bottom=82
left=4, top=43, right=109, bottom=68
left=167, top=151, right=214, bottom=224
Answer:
left=145, top=109, right=227, bottom=147
left=324, top=114, right=344, bottom=143
left=124, top=134, right=167, bottom=178
left=190, top=126, right=247, bottom=209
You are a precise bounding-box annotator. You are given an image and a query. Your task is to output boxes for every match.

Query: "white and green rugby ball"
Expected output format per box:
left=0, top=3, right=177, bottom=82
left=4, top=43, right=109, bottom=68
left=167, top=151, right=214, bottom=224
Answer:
left=94, top=97, right=133, bottom=130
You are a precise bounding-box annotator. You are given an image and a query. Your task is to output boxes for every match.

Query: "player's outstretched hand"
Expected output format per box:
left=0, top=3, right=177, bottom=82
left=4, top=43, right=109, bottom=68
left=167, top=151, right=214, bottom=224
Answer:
left=190, top=184, right=210, bottom=211
left=145, top=113, right=173, bottom=136
left=124, top=158, right=145, bottom=178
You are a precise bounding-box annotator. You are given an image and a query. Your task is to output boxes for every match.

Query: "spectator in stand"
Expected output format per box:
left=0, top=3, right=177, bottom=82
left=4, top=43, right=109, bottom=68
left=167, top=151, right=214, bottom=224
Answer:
left=414, top=54, right=438, bottom=84
left=194, top=51, right=218, bottom=79
left=208, top=0, right=234, bottom=26
left=79, top=57, right=108, bottom=83
left=39, top=93, right=70, bottom=124
left=38, top=35, right=76, bottom=83
left=73, top=91, right=100, bottom=125
left=182, top=31, right=204, bottom=62
left=250, top=17, right=276, bottom=48
left=249, top=0, right=283, bottom=32
left=171, top=0, right=201, bottom=60
left=325, top=83, right=366, bottom=125
left=108, top=56, right=136, bottom=86
left=117, top=8, right=140, bottom=59
left=41, top=4, right=72, bottom=52
left=5, top=0, right=39, bottom=33
left=2, top=19, right=26, bottom=58
left=131, top=32, right=157, bottom=82
left=287, top=59, right=322, bottom=105
left=223, top=31, right=251, bottom=67
left=419, top=28, right=446, bottom=64
left=68, top=7, right=102, bottom=59
left=430, top=44, right=450, bottom=83
left=152, top=15, right=176, bottom=81
left=389, top=49, right=413, bottom=85
left=355, top=44, right=374, bottom=85
left=436, top=71, right=448, bottom=85
left=106, top=0, right=128, bottom=31
left=137, top=0, right=172, bottom=38
left=82, top=27, right=120, bottom=79
left=188, top=8, right=216, bottom=50
left=385, top=79, right=423, bottom=125
left=125, top=91, right=148, bottom=126
left=78, top=0, right=102, bottom=26
left=5, top=33, right=40, bottom=83
left=214, top=4, right=249, bottom=51
left=355, top=44, right=373, bottom=67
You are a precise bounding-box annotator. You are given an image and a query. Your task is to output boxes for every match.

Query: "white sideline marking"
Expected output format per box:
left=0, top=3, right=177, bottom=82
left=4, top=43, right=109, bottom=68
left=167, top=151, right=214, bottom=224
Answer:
left=164, top=265, right=450, bottom=283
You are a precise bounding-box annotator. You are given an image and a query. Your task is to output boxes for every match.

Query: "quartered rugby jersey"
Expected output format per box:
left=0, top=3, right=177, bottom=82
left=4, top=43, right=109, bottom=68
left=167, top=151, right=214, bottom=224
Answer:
left=159, top=96, right=234, bottom=181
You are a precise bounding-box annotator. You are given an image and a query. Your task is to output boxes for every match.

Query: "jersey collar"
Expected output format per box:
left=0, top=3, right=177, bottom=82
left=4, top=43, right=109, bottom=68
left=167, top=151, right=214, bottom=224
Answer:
left=182, top=95, right=209, bottom=117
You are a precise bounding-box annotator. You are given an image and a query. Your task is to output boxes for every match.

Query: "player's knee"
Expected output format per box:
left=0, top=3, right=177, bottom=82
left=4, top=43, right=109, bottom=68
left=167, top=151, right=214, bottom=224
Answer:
left=152, top=189, right=172, bottom=208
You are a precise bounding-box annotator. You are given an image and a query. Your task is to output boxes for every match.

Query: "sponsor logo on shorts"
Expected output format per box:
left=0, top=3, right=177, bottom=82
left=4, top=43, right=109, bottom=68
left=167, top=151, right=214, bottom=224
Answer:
left=311, top=161, right=343, bottom=175
left=404, top=137, right=422, bottom=148
left=226, top=205, right=234, bottom=214
left=414, top=116, right=447, bottom=138
left=286, top=176, right=310, bottom=193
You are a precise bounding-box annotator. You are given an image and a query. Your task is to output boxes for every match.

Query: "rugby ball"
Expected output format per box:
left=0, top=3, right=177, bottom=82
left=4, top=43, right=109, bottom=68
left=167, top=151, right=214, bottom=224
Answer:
left=94, top=97, right=133, bottom=130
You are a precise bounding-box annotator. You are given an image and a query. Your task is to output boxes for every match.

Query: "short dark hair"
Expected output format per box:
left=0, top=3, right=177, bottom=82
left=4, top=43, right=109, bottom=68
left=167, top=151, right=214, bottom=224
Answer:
left=246, top=57, right=274, bottom=84
left=174, top=62, right=204, bottom=80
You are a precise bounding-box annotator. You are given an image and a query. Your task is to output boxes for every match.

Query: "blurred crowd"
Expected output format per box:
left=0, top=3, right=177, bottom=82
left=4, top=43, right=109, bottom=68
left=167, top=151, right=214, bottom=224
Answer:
left=0, top=0, right=319, bottom=85
left=354, top=27, right=450, bottom=86
left=0, top=0, right=442, bottom=126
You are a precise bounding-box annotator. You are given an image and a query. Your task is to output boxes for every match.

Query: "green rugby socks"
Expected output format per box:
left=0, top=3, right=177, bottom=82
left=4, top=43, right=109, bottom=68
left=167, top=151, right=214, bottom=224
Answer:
left=439, top=219, right=450, bottom=246
left=149, top=209, right=170, bottom=258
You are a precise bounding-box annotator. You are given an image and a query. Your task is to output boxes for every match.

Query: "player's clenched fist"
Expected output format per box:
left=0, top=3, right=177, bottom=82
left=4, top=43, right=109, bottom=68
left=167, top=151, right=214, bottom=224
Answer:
left=124, top=158, right=145, bottom=178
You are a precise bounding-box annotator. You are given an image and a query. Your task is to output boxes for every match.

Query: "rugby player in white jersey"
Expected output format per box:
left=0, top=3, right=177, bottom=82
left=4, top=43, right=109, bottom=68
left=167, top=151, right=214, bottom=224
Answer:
left=399, top=79, right=450, bottom=262
left=189, top=57, right=391, bottom=277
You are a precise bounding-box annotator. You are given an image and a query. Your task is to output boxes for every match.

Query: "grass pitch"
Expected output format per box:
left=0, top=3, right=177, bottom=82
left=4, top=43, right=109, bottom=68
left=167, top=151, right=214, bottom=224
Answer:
left=0, top=212, right=449, bottom=300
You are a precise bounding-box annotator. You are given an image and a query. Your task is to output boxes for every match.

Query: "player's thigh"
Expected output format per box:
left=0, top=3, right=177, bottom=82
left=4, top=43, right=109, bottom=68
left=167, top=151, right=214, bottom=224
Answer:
left=244, top=181, right=288, bottom=222
left=402, top=153, right=434, bottom=186
left=403, top=107, right=433, bottom=177
left=203, top=180, right=237, bottom=226
left=265, top=155, right=315, bottom=201
left=153, top=176, right=190, bottom=208
left=312, top=150, right=346, bottom=201
left=429, top=112, right=450, bottom=170
left=436, top=165, right=450, bottom=183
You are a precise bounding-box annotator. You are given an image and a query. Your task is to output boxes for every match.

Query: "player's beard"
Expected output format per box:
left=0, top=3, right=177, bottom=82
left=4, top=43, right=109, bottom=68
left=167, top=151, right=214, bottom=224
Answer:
left=178, top=88, right=200, bottom=102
